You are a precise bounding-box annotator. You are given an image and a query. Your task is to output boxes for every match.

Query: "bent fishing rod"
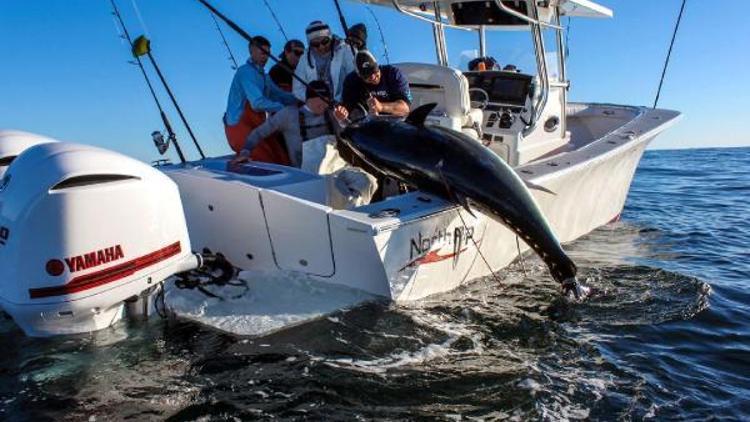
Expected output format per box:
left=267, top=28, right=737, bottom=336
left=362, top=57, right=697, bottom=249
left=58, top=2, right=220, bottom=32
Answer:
left=196, top=0, right=336, bottom=108
left=332, top=0, right=356, bottom=56
left=110, top=0, right=187, bottom=163
left=210, top=12, right=239, bottom=70
left=262, top=0, right=289, bottom=42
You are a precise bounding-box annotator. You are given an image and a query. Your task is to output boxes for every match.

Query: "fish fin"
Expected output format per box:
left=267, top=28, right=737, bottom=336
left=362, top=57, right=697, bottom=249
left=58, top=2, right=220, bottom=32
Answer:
left=523, top=179, right=556, bottom=196
left=436, top=159, right=477, bottom=217
left=406, top=103, right=438, bottom=127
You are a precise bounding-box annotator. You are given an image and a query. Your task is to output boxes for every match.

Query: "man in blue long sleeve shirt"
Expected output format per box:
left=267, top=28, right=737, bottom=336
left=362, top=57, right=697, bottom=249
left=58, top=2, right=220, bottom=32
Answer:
left=224, top=36, right=297, bottom=163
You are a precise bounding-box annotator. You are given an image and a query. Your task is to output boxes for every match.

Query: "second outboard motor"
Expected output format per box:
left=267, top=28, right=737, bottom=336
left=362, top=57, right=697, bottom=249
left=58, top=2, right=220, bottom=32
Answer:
left=0, top=130, right=57, bottom=177
left=0, top=142, right=204, bottom=337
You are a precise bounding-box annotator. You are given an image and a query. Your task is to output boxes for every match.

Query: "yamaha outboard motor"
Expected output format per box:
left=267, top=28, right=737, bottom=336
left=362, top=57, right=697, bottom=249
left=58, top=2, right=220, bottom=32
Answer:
left=0, top=130, right=57, bottom=177
left=0, top=142, right=204, bottom=337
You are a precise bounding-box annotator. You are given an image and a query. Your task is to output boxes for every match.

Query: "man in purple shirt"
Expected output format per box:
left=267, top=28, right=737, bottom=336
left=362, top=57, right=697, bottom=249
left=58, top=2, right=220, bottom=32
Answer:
left=342, top=50, right=411, bottom=118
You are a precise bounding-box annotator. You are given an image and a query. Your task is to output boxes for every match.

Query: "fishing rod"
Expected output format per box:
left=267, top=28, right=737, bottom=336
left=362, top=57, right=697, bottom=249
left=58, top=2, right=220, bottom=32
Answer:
left=110, top=0, right=187, bottom=163
left=654, top=0, right=687, bottom=109
left=364, top=4, right=390, bottom=64
left=210, top=12, right=239, bottom=70
left=195, top=0, right=335, bottom=107
left=131, top=36, right=206, bottom=160
left=332, top=0, right=357, bottom=56
left=261, top=0, right=289, bottom=42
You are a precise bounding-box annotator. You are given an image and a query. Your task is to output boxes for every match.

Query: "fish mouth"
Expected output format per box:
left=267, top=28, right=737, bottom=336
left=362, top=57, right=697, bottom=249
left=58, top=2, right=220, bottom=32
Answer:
left=562, top=278, right=592, bottom=301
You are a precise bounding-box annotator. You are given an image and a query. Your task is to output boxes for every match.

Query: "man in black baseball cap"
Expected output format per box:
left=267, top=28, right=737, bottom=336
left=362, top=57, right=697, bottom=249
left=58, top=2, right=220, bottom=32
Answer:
left=342, top=50, right=411, bottom=117
left=346, top=23, right=368, bottom=51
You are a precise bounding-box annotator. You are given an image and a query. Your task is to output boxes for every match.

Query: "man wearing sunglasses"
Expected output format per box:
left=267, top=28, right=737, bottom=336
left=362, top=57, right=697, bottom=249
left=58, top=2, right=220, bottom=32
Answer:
left=269, top=39, right=305, bottom=92
left=292, top=21, right=356, bottom=104
left=224, top=36, right=297, bottom=163
left=342, top=50, right=411, bottom=118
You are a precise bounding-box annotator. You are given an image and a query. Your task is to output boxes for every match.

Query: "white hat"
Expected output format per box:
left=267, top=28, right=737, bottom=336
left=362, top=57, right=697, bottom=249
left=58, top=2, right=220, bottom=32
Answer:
left=306, top=21, right=331, bottom=41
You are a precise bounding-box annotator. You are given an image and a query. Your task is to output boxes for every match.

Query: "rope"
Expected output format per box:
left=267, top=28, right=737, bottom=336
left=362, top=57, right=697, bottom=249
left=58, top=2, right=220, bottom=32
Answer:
left=262, top=0, right=289, bottom=42
left=653, top=0, right=688, bottom=109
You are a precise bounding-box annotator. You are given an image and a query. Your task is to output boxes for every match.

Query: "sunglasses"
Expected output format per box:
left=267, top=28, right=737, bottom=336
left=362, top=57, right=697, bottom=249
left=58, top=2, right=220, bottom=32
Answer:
left=290, top=48, right=304, bottom=57
left=310, top=37, right=331, bottom=48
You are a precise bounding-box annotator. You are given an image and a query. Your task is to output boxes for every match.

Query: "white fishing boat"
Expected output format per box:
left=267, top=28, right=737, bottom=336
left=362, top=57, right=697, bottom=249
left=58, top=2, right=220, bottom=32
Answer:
left=0, top=0, right=681, bottom=337
left=162, top=0, right=680, bottom=302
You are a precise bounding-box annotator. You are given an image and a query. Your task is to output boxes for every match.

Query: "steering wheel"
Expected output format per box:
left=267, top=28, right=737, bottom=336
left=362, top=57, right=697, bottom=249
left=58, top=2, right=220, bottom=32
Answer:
left=468, top=87, right=490, bottom=110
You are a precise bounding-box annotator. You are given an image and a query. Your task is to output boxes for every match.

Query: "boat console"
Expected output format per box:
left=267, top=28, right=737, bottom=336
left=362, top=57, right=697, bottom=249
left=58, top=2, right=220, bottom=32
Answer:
left=464, top=70, right=535, bottom=162
left=465, top=70, right=533, bottom=126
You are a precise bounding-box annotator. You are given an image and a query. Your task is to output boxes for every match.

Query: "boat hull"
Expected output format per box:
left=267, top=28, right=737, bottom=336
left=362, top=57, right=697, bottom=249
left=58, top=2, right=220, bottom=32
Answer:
left=164, top=105, right=680, bottom=302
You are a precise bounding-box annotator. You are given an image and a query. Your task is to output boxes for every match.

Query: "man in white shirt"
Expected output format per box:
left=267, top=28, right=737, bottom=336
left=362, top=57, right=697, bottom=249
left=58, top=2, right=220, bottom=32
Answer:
left=293, top=21, right=356, bottom=103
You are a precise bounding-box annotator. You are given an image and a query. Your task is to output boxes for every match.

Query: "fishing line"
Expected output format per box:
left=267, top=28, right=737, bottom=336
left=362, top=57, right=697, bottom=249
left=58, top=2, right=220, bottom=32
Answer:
left=435, top=162, right=503, bottom=287
left=364, top=4, right=391, bottom=64
left=515, top=235, right=528, bottom=278
left=130, top=0, right=150, bottom=37
left=455, top=208, right=503, bottom=287
left=654, top=0, right=688, bottom=108
left=210, top=12, right=239, bottom=70
left=262, top=0, right=289, bottom=42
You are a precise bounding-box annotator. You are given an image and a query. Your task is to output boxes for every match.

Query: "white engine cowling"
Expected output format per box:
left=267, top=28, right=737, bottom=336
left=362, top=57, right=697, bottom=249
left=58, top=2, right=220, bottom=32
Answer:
left=0, top=130, right=57, bottom=177
left=0, top=142, right=198, bottom=337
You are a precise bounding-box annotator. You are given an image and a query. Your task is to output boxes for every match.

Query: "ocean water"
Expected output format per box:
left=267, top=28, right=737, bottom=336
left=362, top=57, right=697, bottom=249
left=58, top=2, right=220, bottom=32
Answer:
left=1, top=147, right=748, bottom=420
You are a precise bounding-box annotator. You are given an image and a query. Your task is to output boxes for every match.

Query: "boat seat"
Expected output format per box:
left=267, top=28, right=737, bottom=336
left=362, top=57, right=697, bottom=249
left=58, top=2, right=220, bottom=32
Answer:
left=395, top=63, right=483, bottom=137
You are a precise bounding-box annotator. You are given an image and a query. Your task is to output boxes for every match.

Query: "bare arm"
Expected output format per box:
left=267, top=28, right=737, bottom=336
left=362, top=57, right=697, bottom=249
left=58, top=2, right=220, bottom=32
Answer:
left=378, top=100, right=410, bottom=117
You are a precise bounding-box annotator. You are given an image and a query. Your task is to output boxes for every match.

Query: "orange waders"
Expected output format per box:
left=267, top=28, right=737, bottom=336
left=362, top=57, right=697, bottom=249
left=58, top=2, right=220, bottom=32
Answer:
left=224, top=102, right=290, bottom=166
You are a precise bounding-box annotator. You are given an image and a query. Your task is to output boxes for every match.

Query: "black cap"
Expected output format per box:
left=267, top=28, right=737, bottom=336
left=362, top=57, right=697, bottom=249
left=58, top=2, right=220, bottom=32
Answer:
left=355, top=50, right=379, bottom=78
left=306, top=80, right=331, bottom=100
left=347, top=23, right=367, bottom=47
left=284, top=39, right=304, bottom=51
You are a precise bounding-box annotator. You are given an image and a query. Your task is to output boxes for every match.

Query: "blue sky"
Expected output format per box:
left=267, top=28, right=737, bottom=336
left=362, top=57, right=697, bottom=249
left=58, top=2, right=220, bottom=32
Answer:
left=0, top=0, right=748, bottom=163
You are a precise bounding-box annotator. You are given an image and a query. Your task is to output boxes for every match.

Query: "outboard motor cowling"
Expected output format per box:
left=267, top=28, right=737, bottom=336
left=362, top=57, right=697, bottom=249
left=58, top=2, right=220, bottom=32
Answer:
left=0, top=130, right=57, bottom=177
left=0, top=142, right=199, bottom=337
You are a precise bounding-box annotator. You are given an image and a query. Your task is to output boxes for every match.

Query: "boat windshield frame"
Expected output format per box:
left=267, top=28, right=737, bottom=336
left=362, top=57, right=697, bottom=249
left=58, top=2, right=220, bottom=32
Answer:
left=387, top=0, right=569, bottom=135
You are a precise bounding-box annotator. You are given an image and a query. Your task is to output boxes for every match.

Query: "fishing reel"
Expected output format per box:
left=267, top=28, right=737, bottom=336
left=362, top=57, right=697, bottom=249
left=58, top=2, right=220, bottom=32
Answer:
left=151, top=130, right=173, bottom=155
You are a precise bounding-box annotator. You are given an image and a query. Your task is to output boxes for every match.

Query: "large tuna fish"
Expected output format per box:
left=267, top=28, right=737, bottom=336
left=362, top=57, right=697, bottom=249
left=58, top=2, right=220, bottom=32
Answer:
left=337, top=103, right=589, bottom=298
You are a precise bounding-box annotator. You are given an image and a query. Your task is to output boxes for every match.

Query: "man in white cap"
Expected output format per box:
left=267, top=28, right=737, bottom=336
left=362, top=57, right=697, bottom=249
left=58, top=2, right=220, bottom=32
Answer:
left=293, top=20, right=356, bottom=103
